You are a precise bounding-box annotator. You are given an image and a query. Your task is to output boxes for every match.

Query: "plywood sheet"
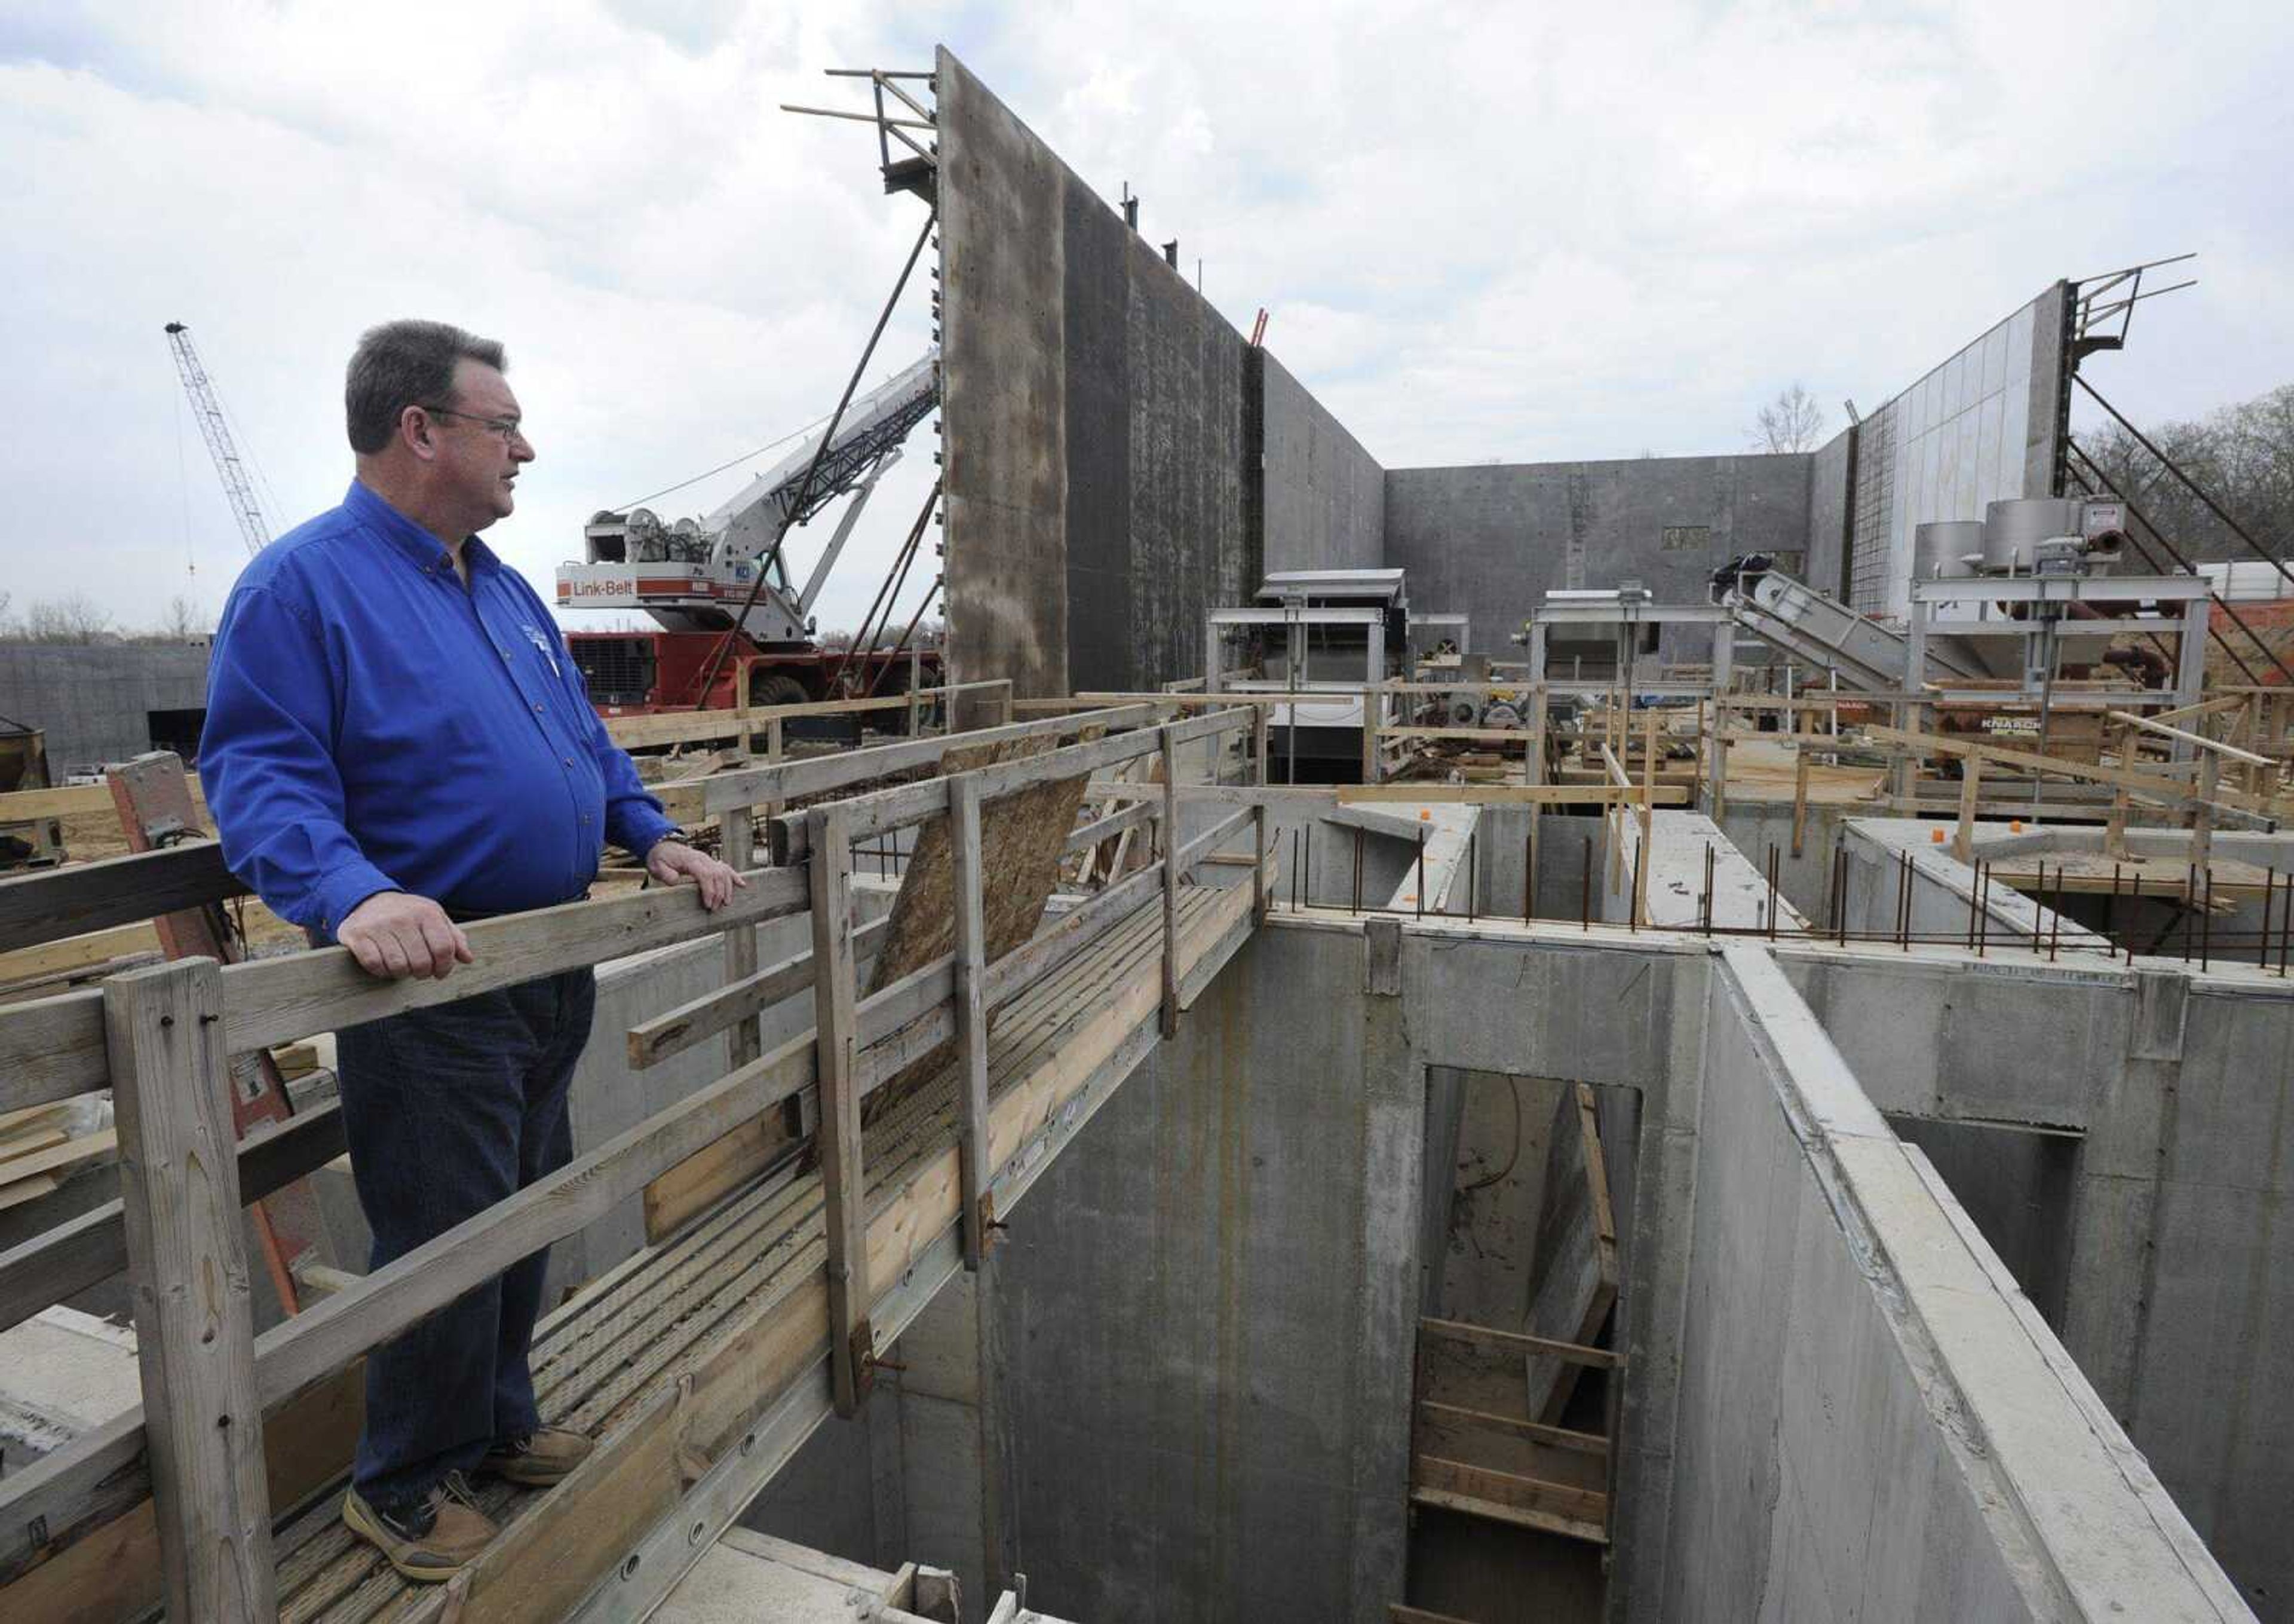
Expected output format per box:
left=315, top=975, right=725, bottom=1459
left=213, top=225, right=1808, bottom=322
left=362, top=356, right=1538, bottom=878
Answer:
left=861, top=731, right=1100, bottom=1123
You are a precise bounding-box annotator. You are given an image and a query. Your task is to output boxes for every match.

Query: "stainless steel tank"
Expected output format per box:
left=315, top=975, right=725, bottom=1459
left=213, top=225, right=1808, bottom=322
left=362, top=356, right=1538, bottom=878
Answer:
left=1914, top=520, right=1983, bottom=579
left=1982, top=498, right=2084, bottom=572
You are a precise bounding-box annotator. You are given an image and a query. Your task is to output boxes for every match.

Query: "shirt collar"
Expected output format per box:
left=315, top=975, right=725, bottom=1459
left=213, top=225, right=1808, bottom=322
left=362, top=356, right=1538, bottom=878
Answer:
left=344, top=480, right=499, bottom=579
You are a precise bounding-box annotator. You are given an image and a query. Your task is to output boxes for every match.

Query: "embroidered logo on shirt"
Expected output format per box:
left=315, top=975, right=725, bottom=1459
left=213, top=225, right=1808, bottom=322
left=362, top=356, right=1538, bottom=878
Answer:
left=522, top=624, right=562, bottom=679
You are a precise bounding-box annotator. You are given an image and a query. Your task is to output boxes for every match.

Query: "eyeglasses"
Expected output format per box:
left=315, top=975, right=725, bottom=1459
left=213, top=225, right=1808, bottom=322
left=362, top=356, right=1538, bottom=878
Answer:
left=419, top=404, right=528, bottom=444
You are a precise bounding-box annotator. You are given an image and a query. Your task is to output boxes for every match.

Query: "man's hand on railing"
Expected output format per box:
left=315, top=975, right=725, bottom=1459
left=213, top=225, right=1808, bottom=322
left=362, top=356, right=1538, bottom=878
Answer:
left=338, top=892, right=476, bottom=981
left=645, top=839, right=747, bottom=911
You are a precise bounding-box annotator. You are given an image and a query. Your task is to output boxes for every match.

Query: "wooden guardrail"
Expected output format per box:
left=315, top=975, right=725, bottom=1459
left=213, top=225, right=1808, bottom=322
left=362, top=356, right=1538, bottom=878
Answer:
left=0, top=701, right=1258, bottom=1621
left=599, top=678, right=1015, bottom=751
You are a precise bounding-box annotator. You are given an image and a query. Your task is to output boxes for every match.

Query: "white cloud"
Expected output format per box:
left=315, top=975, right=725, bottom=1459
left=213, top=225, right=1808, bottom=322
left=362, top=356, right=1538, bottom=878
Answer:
left=2, top=0, right=2290, bottom=640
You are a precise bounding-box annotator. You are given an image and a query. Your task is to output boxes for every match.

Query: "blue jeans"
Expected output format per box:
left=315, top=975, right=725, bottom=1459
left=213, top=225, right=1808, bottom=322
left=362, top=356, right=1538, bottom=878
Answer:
left=335, top=966, right=596, bottom=1508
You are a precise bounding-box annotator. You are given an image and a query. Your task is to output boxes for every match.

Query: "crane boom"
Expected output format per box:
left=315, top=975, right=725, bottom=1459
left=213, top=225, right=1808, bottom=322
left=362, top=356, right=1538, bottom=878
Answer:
left=164, top=321, right=271, bottom=556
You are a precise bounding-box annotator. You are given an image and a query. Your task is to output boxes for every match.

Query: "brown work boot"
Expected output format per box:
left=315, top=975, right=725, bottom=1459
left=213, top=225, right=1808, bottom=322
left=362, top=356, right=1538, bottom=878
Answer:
left=479, top=1425, right=594, bottom=1487
left=342, top=1471, right=496, bottom=1583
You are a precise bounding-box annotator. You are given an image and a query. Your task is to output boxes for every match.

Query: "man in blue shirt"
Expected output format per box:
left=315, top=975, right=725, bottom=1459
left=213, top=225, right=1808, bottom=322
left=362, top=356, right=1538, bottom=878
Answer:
left=203, top=319, right=742, bottom=1582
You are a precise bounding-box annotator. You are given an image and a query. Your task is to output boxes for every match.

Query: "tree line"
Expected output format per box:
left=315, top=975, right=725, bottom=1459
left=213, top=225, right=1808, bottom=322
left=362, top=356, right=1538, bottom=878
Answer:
left=2069, top=382, right=2292, bottom=564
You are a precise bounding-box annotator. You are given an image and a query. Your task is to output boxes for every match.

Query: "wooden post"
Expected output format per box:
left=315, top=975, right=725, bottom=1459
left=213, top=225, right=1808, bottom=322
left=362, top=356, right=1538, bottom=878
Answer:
left=1710, top=697, right=1731, bottom=821
left=763, top=717, right=787, bottom=828
left=1001, top=682, right=1014, bottom=726
left=1254, top=702, right=1270, bottom=788
left=1792, top=743, right=1811, bottom=859
left=1953, top=753, right=1983, bottom=864
left=719, top=813, right=761, bottom=1070
left=1636, top=713, right=1655, bottom=928
left=805, top=806, right=872, bottom=1414
left=106, top=957, right=277, bottom=1619
left=948, top=774, right=992, bottom=1269
left=1360, top=687, right=1381, bottom=785
left=1252, top=802, right=1269, bottom=925
left=908, top=646, right=924, bottom=735
left=2192, top=751, right=2220, bottom=878
left=1160, top=726, right=1181, bottom=1036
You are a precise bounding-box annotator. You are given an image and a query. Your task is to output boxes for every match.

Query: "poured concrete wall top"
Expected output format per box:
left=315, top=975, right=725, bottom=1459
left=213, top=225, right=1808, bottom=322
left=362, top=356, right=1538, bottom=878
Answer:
left=1255, top=349, right=1384, bottom=576
left=1383, top=453, right=1812, bottom=660
left=939, top=47, right=1250, bottom=696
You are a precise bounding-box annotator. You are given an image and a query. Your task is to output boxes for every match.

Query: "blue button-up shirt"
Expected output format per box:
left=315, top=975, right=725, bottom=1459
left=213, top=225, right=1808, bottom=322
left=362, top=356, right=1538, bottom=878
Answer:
left=203, top=480, right=676, bottom=934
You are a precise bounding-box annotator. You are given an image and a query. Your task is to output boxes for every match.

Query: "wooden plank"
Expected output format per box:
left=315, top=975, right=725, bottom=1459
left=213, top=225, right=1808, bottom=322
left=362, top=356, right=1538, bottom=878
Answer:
left=443, top=1385, right=683, bottom=1624
left=0, top=923, right=159, bottom=986
left=0, top=1174, right=58, bottom=1211
left=0, top=1130, right=114, bottom=1184
left=0, top=1102, right=344, bottom=1337
left=0, top=842, right=242, bottom=956
left=807, top=807, right=871, bottom=1416
left=702, top=704, right=1158, bottom=816
left=1407, top=1484, right=1608, bottom=1546
left=1418, top=1316, right=1619, bottom=1369
left=628, top=916, right=892, bottom=1072
left=948, top=773, right=992, bottom=1268
left=1412, top=1453, right=1608, bottom=1524
left=2108, top=708, right=2275, bottom=767
left=1523, top=1083, right=1619, bottom=1423
left=103, top=959, right=277, bottom=1620
left=0, top=779, right=201, bottom=823
left=220, top=862, right=807, bottom=1055
left=640, top=1114, right=786, bottom=1244
left=1390, top=1605, right=1485, bottom=1624
left=1414, top=1399, right=1609, bottom=1457
left=1953, top=754, right=1983, bottom=863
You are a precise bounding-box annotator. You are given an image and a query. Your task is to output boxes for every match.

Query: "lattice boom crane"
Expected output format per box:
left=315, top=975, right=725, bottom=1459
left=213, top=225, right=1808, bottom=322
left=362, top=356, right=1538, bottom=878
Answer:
left=164, top=321, right=271, bottom=557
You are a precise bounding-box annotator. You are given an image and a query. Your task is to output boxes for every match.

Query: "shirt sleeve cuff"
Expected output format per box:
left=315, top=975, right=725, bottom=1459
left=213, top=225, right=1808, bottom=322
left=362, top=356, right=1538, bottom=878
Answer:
left=314, top=861, right=402, bottom=937
left=614, top=809, right=680, bottom=861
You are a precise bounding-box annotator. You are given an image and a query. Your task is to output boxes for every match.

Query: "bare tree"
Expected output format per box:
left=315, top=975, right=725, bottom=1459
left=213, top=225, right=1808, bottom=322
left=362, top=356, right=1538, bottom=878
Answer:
left=1752, top=383, right=1826, bottom=454
left=18, top=594, right=115, bottom=644
left=160, top=594, right=208, bottom=640
left=2074, top=382, right=2293, bottom=564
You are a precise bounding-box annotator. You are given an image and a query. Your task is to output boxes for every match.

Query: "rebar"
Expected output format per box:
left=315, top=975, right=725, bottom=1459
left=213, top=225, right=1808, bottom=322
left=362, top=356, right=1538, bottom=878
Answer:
left=1417, top=827, right=1427, bottom=922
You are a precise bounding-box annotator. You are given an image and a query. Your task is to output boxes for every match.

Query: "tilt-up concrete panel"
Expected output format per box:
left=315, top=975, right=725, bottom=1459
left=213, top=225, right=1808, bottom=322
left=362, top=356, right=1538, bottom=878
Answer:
left=1255, top=349, right=1385, bottom=576
left=939, top=47, right=1250, bottom=698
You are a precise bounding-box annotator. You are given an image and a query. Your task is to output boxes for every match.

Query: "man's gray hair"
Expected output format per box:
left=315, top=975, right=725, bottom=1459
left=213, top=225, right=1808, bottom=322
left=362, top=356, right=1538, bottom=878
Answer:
left=345, top=320, right=508, bottom=455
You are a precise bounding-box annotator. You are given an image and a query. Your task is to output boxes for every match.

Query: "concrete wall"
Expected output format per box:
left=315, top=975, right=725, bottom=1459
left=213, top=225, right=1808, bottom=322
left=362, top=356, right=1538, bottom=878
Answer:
left=1255, top=350, right=1384, bottom=576
left=0, top=642, right=210, bottom=772
left=940, top=47, right=1250, bottom=698
left=1653, top=943, right=2247, bottom=1622
left=1805, top=426, right=1854, bottom=600
left=1846, top=283, right=2071, bottom=615
left=1383, top=455, right=1812, bottom=661
left=1779, top=938, right=2294, bottom=1619
left=985, top=925, right=1408, bottom=1622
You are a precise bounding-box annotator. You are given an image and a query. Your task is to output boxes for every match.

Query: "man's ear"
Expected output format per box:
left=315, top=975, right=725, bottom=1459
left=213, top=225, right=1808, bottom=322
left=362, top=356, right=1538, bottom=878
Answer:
left=400, top=406, right=438, bottom=461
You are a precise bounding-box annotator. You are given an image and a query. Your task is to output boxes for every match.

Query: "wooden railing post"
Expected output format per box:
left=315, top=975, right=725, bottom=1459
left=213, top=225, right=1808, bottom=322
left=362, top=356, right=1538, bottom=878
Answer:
left=949, top=773, right=993, bottom=1269
left=1253, top=702, right=1270, bottom=788
left=105, top=957, right=277, bottom=1619
left=806, top=805, right=873, bottom=1415
left=719, top=812, right=761, bottom=1072
left=1160, top=726, right=1181, bottom=1036
left=1252, top=802, right=1269, bottom=925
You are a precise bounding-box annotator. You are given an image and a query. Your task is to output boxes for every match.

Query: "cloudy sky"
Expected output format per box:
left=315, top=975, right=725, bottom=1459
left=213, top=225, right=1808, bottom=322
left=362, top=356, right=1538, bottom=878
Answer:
left=4, top=1, right=2290, bottom=641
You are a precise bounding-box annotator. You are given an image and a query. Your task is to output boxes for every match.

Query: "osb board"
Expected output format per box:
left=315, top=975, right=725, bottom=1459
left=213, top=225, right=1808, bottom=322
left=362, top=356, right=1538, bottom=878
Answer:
left=1523, top=1083, right=1617, bottom=1425
left=860, top=730, right=1100, bottom=1123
